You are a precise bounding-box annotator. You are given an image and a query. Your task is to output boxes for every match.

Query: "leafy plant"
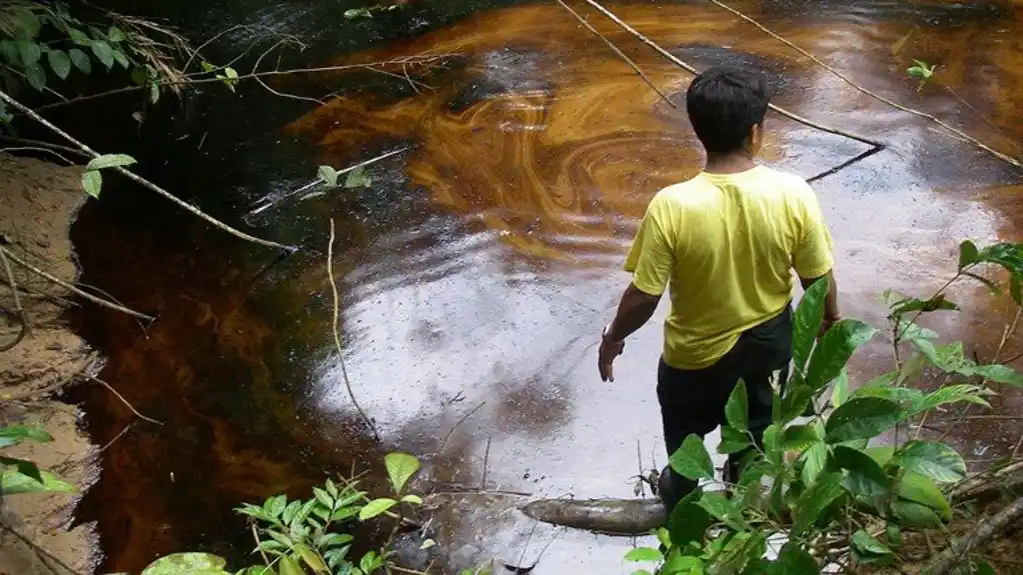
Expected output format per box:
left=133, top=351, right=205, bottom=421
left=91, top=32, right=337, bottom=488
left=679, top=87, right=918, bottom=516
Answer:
left=625, top=240, right=1023, bottom=574
left=0, top=424, right=74, bottom=495
left=80, top=153, right=137, bottom=198
left=907, top=59, right=937, bottom=92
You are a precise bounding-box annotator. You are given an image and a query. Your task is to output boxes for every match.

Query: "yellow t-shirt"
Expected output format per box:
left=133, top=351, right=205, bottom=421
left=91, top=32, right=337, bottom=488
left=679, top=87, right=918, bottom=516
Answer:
left=624, top=166, right=834, bottom=370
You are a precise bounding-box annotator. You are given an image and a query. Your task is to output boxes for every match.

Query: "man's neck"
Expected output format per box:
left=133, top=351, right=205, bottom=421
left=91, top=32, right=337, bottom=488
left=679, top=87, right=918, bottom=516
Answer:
left=703, top=152, right=756, bottom=175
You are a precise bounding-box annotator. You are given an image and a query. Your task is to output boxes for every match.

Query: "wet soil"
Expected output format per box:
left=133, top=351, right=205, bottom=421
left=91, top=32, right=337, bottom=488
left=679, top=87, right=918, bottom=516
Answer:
left=0, top=155, right=99, bottom=575
left=64, top=1, right=1023, bottom=573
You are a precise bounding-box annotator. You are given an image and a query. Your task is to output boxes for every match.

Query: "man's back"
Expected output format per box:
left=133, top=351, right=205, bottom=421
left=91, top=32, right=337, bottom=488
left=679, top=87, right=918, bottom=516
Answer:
left=625, top=165, right=833, bottom=370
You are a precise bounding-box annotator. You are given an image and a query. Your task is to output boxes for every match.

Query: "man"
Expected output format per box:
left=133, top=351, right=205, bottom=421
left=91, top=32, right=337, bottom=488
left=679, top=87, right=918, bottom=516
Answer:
left=597, top=66, right=841, bottom=511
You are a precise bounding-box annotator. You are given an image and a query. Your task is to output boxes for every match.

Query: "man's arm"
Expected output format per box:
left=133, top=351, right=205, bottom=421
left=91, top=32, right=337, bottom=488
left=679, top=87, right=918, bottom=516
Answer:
left=799, top=269, right=841, bottom=333
left=598, top=284, right=661, bottom=382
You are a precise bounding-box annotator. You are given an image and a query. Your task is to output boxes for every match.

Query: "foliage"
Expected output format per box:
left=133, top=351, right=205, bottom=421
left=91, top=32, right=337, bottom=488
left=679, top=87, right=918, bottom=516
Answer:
left=0, top=424, right=74, bottom=495
left=625, top=240, right=1023, bottom=574
left=907, top=59, right=937, bottom=92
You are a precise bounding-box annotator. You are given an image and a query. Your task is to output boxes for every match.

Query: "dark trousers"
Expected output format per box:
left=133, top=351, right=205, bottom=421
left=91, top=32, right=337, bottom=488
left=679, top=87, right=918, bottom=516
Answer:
left=657, top=306, right=792, bottom=512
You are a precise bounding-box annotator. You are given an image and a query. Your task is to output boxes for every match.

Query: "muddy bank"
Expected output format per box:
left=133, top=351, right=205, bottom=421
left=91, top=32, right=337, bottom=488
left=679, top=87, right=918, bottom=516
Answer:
left=0, top=155, right=99, bottom=575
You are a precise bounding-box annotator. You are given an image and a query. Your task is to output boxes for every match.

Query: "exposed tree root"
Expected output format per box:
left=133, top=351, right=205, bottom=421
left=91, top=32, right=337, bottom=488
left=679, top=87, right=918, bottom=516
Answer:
left=0, top=89, right=299, bottom=254
left=704, top=0, right=1022, bottom=170
left=926, top=495, right=1023, bottom=575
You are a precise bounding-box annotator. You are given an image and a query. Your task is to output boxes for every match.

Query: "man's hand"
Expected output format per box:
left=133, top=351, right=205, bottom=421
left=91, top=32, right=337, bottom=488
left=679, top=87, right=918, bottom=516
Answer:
left=820, top=314, right=842, bottom=338
left=598, top=325, right=625, bottom=382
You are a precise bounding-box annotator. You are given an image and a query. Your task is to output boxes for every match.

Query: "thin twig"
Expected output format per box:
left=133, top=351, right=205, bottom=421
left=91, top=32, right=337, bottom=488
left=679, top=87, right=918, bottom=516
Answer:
left=704, top=0, right=1021, bottom=170
left=248, top=146, right=413, bottom=216
left=0, top=137, right=91, bottom=160
left=578, top=0, right=884, bottom=149
left=98, top=422, right=135, bottom=453
left=327, top=218, right=379, bottom=440
left=0, top=89, right=298, bottom=253
left=0, top=521, right=80, bottom=574
left=555, top=0, right=676, bottom=108
left=439, top=400, right=486, bottom=453
left=251, top=40, right=326, bottom=107
left=0, top=245, right=154, bottom=321
left=0, top=245, right=28, bottom=351
left=87, top=374, right=164, bottom=426
left=1, top=147, right=75, bottom=165
left=481, top=435, right=492, bottom=491
left=925, top=494, right=1023, bottom=575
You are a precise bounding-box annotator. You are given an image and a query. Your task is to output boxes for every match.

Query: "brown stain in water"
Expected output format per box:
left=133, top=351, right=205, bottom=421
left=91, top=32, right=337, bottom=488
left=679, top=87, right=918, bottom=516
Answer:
left=73, top=1, right=1023, bottom=573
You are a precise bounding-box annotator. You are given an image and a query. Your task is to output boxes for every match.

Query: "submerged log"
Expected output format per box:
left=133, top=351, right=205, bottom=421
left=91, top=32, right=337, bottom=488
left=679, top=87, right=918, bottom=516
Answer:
left=520, top=498, right=666, bottom=535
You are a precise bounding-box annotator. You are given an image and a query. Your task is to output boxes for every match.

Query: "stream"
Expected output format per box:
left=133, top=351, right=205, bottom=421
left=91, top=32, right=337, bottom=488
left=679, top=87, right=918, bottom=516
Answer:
left=63, top=0, right=1023, bottom=573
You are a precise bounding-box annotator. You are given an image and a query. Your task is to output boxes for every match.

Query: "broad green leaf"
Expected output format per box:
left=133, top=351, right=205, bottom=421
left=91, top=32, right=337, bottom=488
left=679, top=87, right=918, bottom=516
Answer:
left=358, top=497, right=397, bottom=520
left=317, top=165, right=339, bottom=187
left=68, top=48, right=91, bottom=74
left=359, top=551, right=383, bottom=573
left=718, top=426, right=751, bottom=455
left=277, top=556, right=304, bottom=575
left=898, top=441, right=966, bottom=484
left=831, top=368, right=849, bottom=408
left=966, top=363, right=1023, bottom=387
left=763, top=423, right=781, bottom=465
left=17, top=40, right=41, bottom=66
left=653, top=527, right=671, bottom=548
left=401, top=494, right=423, bottom=505
left=825, top=398, right=903, bottom=443
left=891, top=500, right=943, bottom=529
left=419, top=538, right=436, bottom=550
left=0, top=456, right=43, bottom=484
left=805, top=319, right=876, bottom=392
left=781, top=424, right=819, bottom=452
left=344, top=166, right=372, bottom=189
left=294, top=543, right=328, bottom=574
left=800, top=442, right=829, bottom=486
left=67, top=27, right=90, bottom=45
left=316, top=532, right=354, bottom=548
left=888, top=294, right=958, bottom=316
left=90, top=40, right=115, bottom=69
left=384, top=452, right=420, bottom=494
left=911, top=384, right=991, bottom=414
left=265, top=494, right=287, bottom=518
left=312, top=486, right=333, bottom=510
left=623, top=547, right=662, bottom=562
left=281, top=500, right=301, bottom=524
left=766, top=542, right=819, bottom=575
left=46, top=49, right=72, bottom=80
left=793, top=277, right=829, bottom=374
left=112, top=49, right=130, bottom=69
left=851, top=529, right=893, bottom=564
left=960, top=240, right=980, bottom=269
left=1, top=40, right=20, bottom=65
left=974, top=559, right=997, bottom=575
left=697, top=491, right=745, bottom=530
left=24, top=62, right=46, bottom=91
left=150, top=82, right=160, bottom=104
left=11, top=7, right=41, bottom=39
left=141, top=553, right=228, bottom=575
left=81, top=170, right=102, bottom=198
left=108, top=26, right=127, bottom=43
left=899, top=471, right=951, bottom=520
left=667, top=488, right=711, bottom=547
left=833, top=445, right=890, bottom=511
left=86, top=153, right=137, bottom=170
left=725, top=380, right=749, bottom=432
left=1, top=469, right=74, bottom=494
left=662, top=550, right=702, bottom=574
left=792, top=471, right=845, bottom=536
left=864, top=446, right=895, bottom=467
left=0, top=425, right=53, bottom=443
left=669, top=434, right=714, bottom=481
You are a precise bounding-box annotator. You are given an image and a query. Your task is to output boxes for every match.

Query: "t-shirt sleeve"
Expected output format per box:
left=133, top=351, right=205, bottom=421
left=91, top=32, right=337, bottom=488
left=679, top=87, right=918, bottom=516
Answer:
left=792, top=182, right=835, bottom=279
left=624, top=194, right=674, bottom=296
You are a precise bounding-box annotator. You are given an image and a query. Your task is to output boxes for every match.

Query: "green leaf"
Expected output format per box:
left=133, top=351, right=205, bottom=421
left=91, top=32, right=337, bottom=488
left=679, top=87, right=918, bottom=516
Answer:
left=624, top=547, right=663, bottom=562
left=911, top=384, right=991, bottom=414
left=358, top=497, right=397, bottom=520
left=81, top=170, right=102, bottom=198
left=891, top=500, right=943, bottom=529
left=833, top=445, right=890, bottom=511
left=11, top=7, right=41, bottom=39
left=966, top=363, right=1023, bottom=387
left=793, top=277, right=829, bottom=374
left=697, top=491, right=745, bottom=530
left=90, top=40, right=115, bottom=69
left=805, top=319, right=876, bottom=391
left=86, top=153, right=137, bottom=170
left=317, top=532, right=354, bottom=548
left=718, top=426, right=752, bottom=455
left=831, top=368, right=849, bottom=408
left=17, top=40, right=41, bottom=66
left=851, top=529, right=893, bottom=564
left=67, top=28, right=90, bottom=45
left=864, top=446, right=895, bottom=467
left=1, top=468, right=75, bottom=495
left=0, top=456, right=43, bottom=484
left=265, top=495, right=287, bottom=518
left=294, top=543, right=328, bottom=574
left=899, top=471, right=951, bottom=520
left=68, top=48, right=91, bottom=74
left=0, top=425, right=53, bottom=443
left=800, top=442, right=829, bottom=486
left=24, top=62, right=46, bottom=91
left=46, top=49, right=72, bottom=80
left=419, top=538, right=436, bottom=550
left=825, top=398, right=903, bottom=443
left=959, top=240, right=980, bottom=269
left=384, top=452, right=420, bottom=494
left=792, top=471, right=845, bottom=536
left=344, top=166, right=372, bottom=189
left=725, top=380, right=749, bottom=433
left=766, top=542, right=819, bottom=575
left=277, top=556, right=304, bottom=575
left=781, top=424, right=819, bottom=452
left=669, top=434, right=714, bottom=481
left=898, top=441, right=966, bottom=484
left=667, top=488, right=711, bottom=547
left=318, top=165, right=339, bottom=187
left=1, top=40, right=20, bottom=65
left=112, top=49, right=130, bottom=69
left=281, top=500, right=301, bottom=524
left=401, top=494, right=423, bottom=505
left=108, top=26, right=126, bottom=43
left=359, top=551, right=382, bottom=574
left=141, top=553, right=228, bottom=575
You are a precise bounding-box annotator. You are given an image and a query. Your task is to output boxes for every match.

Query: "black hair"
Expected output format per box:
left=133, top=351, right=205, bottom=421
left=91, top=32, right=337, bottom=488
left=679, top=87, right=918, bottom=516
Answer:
left=685, top=66, right=770, bottom=155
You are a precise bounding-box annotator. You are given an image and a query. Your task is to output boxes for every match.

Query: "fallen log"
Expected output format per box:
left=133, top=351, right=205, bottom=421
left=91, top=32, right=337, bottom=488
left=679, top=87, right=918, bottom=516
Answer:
left=520, top=498, right=665, bottom=536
